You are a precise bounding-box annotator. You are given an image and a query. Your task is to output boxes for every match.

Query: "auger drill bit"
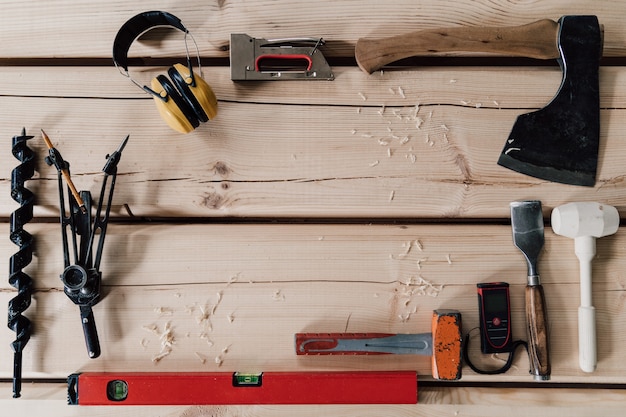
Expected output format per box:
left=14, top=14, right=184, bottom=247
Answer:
left=8, top=128, right=36, bottom=398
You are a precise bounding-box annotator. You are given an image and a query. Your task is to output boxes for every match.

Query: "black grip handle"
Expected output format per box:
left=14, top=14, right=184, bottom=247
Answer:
left=80, top=306, right=101, bottom=359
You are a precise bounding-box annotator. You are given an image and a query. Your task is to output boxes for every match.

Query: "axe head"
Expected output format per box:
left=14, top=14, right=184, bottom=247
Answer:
left=498, top=16, right=602, bottom=186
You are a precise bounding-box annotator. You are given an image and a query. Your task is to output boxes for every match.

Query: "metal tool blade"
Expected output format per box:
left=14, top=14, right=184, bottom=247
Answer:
left=510, top=200, right=544, bottom=278
left=498, top=16, right=602, bottom=186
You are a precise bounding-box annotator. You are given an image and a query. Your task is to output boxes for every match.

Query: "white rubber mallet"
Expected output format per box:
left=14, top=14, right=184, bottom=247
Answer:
left=551, top=202, right=619, bottom=372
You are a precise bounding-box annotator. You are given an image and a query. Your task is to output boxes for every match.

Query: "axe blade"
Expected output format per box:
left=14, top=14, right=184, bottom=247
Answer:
left=498, top=16, right=602, bottom=187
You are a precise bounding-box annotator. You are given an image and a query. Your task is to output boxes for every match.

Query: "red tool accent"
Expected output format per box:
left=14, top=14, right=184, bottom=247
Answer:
left=69, top=371, right=418, bottom=405
left=295, top=333, right=397, bottom=355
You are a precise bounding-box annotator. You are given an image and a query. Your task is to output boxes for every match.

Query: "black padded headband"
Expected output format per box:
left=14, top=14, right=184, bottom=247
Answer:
left=112, top=11, right=188, bottom=71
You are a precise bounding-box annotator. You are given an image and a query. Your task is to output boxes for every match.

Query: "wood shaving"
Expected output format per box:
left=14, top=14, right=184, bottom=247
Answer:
left=398, top=87, right=405, bottom=99
left=142, top=324, right=160, bottom=335
left=389, top=190, right=395, bottom=202
left=215, top=356, right=223, bottom=367
left=398, top=313, right=410, bottom=323
left=228, top=274, right=240, bottom=285
left=413, top=104, right=420, bottom=117
left=408, top=275, right=444, bottom=297
left=197, top=304, right=211, bottom=324
left=273, top=290, right=286, bottom=301
left=369, top=160, right=380, bottom=167
left=446, top=254, right=452, bottom=264
left=358, top=92, right=367, bottom=101
left=195, top=352, right=207, bottom=364
left=152, top=349, right=171, bottom=363
left=153, top=307, right=173, bottom=317
left=391, top=240, right=413, bottom=259
left=152, top=321, right=175, bottom=363
left=199, top=333, right=214, bottom=347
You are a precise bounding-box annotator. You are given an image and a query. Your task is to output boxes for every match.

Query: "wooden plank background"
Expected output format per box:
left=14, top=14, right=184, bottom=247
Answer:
left=1, top=0, right=626, bottom=415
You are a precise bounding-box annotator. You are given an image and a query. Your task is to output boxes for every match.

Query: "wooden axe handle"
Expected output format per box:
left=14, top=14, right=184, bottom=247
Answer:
left=355, top=19, right=560, bottom=73
left=526, top=285, right=551, bottom=380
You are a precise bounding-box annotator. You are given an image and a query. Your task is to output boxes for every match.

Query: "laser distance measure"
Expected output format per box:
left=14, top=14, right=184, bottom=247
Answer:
left=477, top=282, right=513, bottom=353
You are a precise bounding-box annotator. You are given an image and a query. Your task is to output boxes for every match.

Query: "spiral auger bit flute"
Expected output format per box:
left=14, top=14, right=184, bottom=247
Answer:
left=43, top=130, right=129, bottom=359
left=8, top=128, right=36, bottom=398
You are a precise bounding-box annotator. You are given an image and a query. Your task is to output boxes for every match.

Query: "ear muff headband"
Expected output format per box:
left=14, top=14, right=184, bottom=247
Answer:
left=112, top=11, right=187, bottom=73
left=112, top=11, right=207, bottom=100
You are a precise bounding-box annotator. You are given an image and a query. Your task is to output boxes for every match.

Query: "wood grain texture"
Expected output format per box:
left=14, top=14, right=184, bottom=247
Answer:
left=1, top=223, right=626, bottom=382
left=1, top=67, right=626, bottom=218
left=2, top=0, right=626, bottom=412
left=3, top=384, right=626, bottom=416
left=1, top=0, right=626, bottom=58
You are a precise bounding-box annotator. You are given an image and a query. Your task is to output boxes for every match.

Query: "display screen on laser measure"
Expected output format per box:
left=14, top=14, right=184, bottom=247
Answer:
left=106, top=380, right=129, bottom=401
left=484, top=291, right=508, bottom=313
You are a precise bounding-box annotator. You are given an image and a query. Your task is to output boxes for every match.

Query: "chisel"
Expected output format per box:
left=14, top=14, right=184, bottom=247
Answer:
left=510, top=200, right=551, bottom=381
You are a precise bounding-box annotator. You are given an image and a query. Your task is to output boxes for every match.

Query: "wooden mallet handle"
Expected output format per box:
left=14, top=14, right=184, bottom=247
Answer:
left=355, top=19, right=560, bottom=73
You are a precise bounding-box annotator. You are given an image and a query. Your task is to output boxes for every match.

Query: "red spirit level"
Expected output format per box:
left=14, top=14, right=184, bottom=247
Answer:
left=68, top=371, right=418, bottom=405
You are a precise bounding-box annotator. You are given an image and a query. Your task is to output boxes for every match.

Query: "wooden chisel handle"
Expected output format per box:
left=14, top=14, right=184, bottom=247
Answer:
left=526, top=284, right=551, bottom=380
left=355, top=19, right=560, bottom=73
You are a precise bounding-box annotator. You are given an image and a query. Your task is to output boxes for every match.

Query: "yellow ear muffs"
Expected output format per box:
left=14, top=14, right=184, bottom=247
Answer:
left=168, top=63, right=218, bottom=122
left=151, top=75, right=200, bottom=134
left=113, top=11, right=218, bottom=134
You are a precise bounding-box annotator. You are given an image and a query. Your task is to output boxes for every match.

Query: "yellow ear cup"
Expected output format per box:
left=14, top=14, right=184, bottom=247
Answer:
left=150, top=76, right=198, bottom=134
left=172, top=63, right=218, bottom=120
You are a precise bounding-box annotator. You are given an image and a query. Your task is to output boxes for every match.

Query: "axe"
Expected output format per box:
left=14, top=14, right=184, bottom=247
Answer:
left=355, top=16, right=603, bottom=186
